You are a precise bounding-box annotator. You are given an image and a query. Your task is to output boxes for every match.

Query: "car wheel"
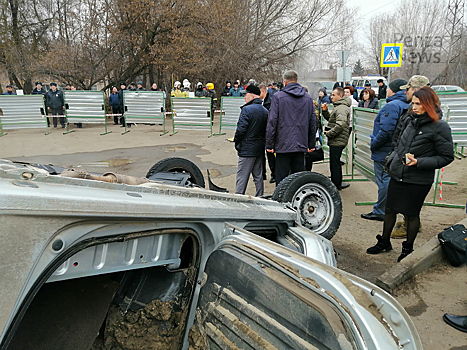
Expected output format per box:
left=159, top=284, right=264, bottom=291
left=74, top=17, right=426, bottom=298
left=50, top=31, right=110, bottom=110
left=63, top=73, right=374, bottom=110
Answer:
left=272, top=171, right=342, bottom=240
left=146, top=157, right=205, bottom=188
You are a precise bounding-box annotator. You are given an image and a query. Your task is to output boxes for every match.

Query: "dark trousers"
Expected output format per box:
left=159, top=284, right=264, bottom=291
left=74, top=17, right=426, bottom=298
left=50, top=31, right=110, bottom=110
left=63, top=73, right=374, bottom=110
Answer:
left=275, top=152, right=305, bottom=186
left=329, top=146, right=345, bottom=187
left=50, top=108, right=65, bottom=127
left=113, top=106, right=123, bottom=125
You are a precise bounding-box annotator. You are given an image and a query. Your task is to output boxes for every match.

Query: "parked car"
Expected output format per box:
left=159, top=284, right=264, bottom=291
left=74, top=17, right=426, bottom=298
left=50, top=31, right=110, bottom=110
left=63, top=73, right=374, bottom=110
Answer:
left=0, top=158, right=422, bottom=349
left=431, top=85, right=465, bottom=93
left=352, top=75, right=388, bottom=98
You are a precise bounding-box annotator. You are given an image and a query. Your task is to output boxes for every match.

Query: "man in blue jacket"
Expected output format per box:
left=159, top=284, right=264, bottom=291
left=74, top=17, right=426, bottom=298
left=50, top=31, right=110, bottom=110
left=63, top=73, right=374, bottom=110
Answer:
left=234, top=84, right=269, bottom=196
left=361, top=78, right=409, bottom=221
left=266, top=70, right=316, bottom=186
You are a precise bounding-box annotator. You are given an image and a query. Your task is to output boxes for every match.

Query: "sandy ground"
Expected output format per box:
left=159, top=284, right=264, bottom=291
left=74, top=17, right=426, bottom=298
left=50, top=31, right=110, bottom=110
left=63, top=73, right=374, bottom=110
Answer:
left=1, top=122, right=466, bottom=349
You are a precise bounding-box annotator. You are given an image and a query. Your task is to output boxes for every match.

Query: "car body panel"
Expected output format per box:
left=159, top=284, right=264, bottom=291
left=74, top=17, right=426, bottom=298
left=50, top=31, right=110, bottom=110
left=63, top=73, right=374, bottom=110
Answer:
left=0, top=160, right=422, bottom=349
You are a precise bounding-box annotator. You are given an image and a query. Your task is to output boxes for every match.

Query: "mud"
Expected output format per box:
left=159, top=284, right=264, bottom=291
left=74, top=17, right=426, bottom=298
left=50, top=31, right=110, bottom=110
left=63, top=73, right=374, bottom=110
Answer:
left=91, top=299, right=187, bottom=350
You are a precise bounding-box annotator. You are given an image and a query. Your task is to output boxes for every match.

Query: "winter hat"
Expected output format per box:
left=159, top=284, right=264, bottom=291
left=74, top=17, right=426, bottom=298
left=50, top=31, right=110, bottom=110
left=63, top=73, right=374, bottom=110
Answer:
left=389, top=78, right=408, bottom=93
left=319, top=87, right=327, bottom=94
left=245, top=84, right=261, bottom=96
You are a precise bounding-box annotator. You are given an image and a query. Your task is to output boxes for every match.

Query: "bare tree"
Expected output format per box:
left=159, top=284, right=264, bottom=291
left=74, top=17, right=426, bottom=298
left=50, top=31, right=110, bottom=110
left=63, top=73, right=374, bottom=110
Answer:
left=366, top=0, right=447, bottom=80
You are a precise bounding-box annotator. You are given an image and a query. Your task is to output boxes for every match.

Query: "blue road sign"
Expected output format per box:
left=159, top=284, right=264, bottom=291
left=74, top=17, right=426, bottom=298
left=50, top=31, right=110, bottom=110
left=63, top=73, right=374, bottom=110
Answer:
left=380, top=43, right=403, bottom=67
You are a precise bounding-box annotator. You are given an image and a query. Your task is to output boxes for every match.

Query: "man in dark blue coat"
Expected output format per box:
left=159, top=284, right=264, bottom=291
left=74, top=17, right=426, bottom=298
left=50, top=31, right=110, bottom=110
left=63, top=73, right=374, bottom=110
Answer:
left=45, top=82, right=65, bottom=128
left=2, top=84, right=16, bottom=95
left=266, top=70, right=316, bottom=186
left=234, top=84, right=269, bottom=196
left=361, top=79, right=409, bottom=221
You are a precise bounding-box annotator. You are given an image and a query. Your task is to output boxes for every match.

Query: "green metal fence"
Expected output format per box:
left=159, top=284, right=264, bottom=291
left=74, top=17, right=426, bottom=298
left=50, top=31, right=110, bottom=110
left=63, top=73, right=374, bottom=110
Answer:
left=64, top=91, right=110, bottom=135
left=122, top=91, right=167, bottom=135
left=171, top=97, right=213, bottom=136
left=0, top=95, right=49, bottom=135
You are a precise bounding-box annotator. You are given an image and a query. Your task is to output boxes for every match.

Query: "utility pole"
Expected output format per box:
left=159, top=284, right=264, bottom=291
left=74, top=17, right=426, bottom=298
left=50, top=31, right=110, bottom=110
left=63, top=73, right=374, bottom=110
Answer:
left=435, top=0, right=464, bottom=84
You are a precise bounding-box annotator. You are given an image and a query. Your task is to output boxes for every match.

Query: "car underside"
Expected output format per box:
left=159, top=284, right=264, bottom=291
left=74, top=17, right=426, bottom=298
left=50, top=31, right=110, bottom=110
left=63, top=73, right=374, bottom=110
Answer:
left=0, top=159, right=422, bottom=349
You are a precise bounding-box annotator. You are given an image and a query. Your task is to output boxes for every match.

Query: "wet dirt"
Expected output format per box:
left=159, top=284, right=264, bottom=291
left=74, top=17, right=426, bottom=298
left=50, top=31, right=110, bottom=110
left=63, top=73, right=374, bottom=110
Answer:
left=91, top=300, right=187, bottom=350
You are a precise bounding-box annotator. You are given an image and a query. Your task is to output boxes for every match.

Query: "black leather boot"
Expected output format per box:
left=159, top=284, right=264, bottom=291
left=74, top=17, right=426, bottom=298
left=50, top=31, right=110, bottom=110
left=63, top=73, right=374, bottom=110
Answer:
left=397, top=241, right=414, bottom=262
left=366, top=235, right=392, bottom=254
left=443, top=314, right=467, bottom=332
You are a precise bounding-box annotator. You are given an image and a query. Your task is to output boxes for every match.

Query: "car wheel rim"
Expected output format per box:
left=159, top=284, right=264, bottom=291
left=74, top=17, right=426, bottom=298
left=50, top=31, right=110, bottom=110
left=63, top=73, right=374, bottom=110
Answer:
left=290, top=183, right=335, bottom=235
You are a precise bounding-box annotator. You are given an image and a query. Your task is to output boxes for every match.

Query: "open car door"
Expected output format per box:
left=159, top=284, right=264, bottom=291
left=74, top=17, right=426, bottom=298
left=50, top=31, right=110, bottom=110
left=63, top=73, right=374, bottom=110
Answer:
left=189, top=224, right=422, bottom=350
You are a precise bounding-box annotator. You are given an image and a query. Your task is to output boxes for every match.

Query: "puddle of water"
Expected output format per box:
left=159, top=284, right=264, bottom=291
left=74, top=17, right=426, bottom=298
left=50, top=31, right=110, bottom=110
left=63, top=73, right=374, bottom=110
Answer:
left=164, top=146, right=187, bottom=152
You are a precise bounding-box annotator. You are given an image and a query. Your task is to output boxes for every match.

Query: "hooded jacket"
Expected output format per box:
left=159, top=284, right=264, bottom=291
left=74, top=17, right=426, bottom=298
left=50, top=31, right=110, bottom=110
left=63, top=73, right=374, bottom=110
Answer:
left=234, top=98, right=269, bottom=157
left=386, top=112, right=454, bottom=185
left=266, top=83, right=316, bottom=153
left=370, top=90, right=409, bottom=162
left=322, top=96, right=351, bottom=147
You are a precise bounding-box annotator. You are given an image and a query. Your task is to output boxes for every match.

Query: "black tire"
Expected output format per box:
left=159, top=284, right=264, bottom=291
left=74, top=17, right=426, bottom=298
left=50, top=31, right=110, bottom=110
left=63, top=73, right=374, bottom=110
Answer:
left=146, top=157, right=205, bottom=188
left=272, top=171, right=342, bottom=240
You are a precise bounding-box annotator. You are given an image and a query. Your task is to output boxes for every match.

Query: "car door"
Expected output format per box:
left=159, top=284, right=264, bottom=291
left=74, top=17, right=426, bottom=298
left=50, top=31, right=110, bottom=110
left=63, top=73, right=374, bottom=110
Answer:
left=190, top=224, right=422, bottom=350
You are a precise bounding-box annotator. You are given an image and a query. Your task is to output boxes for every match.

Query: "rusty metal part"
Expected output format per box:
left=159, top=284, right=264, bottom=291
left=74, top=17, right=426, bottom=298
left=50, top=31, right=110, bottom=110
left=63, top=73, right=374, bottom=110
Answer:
left=60, top=169, right=149, bottom=185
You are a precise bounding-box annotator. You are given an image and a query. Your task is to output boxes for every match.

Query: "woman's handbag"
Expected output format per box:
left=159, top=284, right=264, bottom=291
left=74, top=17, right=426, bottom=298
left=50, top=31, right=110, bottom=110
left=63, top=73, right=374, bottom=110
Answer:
left=306, top=146, right=324, bottom=162
left=438, top=224, right=467, bottom=266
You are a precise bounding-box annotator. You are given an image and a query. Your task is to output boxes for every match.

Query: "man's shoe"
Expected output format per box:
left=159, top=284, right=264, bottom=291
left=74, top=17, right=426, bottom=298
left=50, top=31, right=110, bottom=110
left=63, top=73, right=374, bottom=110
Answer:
left=337, top=183, right=350, bottom=190
left=361, top=212, right=384, bottom=221
left=366, top=235, right=392, bottom=254
left=391, top=223, right=407, bottom=239
left=443, top=314, right=467, bottom=332
left=269, top=176, right=275, bottom=184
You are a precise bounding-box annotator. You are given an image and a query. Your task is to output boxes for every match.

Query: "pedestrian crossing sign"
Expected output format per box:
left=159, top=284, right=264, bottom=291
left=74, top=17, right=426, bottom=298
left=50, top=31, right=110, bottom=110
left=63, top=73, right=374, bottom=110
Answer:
left=380, top=43, right=403, bottom=67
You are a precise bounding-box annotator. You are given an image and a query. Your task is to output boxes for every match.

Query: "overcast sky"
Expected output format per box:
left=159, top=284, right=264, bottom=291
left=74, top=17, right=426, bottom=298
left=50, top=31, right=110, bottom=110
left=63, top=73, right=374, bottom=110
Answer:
left=346, top=0, right=402, bottom=19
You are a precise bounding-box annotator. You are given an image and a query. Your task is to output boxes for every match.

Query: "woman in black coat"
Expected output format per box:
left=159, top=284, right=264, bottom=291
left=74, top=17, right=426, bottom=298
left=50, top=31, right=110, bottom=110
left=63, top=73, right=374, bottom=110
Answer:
left=358, top=89, right=379, bottom=109
left=366, top=87, right=454, bottom=261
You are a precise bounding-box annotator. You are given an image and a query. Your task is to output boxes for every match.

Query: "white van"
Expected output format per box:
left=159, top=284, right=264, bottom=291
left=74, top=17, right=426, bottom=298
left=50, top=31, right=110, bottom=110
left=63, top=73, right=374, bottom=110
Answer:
left=352, top=75, right=388, bottom=98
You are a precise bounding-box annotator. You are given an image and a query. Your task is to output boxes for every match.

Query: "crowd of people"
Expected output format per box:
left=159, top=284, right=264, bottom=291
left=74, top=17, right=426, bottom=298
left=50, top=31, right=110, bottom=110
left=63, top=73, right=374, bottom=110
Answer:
left=231, top=71, right=454, bottom=267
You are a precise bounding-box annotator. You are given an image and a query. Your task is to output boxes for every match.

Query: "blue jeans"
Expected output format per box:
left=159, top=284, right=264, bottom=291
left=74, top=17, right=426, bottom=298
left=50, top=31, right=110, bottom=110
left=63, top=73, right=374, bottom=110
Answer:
left=373, top=161, right=390, bottom=215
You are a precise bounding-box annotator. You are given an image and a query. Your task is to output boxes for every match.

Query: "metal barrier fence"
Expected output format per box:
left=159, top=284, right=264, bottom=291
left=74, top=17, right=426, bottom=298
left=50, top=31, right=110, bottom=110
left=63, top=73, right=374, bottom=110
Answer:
left=64, top=91, right=110, bottom=135
left=351, top=107, right=377, bottom=182
left=171, top=97, right=212, bottom=136
left=216, top=97, right=244, bottom=135
left=438, top=92, right=467, bottom=157
left=0, top=95, right=48, bottom=135
left=123, top=91, right=167, bottom=135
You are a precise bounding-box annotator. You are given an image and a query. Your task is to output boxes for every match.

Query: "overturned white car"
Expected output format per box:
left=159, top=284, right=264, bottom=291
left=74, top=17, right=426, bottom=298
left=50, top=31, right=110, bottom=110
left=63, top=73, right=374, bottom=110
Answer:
left=0, top=159, right=421, bottom=349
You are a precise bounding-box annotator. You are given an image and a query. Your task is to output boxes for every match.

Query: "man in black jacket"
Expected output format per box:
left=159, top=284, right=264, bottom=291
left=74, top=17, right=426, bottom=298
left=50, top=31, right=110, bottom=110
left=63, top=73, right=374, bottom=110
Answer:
left=46, top=82, right=65, bottom=128
left=234, top=85, right=269, bottom=196
left=377, top=79, right=387, bottom=100
left=31, top=82, right=46, bottom=95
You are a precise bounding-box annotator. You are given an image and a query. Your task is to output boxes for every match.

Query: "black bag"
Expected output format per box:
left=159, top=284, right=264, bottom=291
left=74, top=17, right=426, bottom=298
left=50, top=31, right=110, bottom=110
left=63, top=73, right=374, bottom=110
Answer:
left=306, top=147, right=324, bottom=162
left=438, top=224, right=467, bottom=267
